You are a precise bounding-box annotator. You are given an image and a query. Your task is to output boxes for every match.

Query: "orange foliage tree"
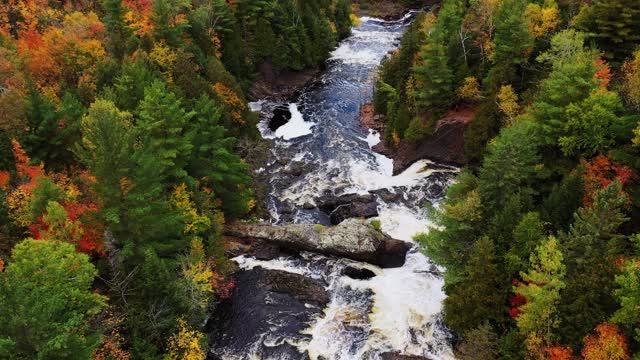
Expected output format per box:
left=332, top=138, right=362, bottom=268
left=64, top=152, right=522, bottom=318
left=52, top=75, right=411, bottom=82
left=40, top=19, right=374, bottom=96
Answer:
left=582, top=323, right=630, bottom=360
left=545, top=346, right=575, bottom=360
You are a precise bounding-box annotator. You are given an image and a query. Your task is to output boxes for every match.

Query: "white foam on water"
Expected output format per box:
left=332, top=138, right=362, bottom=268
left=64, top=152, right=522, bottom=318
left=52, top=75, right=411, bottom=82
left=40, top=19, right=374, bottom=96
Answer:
left=367, top=252, right=451, bottom=358
left=299, top=205, right=453, bottom=360
left=348, top=158, right=437, bottom=193
left=249, top=100, right=266, bottom=112
left=330, top=44, right=382, bottom=65
left=359, top=129, right=381, bottom=148
left=275, top=103, right=314, bottom=140
left=377, top=203, right=433, bottom=243
left=234, top=255, right=310, bottom=277
left=365, top=205, right=453, bottom=358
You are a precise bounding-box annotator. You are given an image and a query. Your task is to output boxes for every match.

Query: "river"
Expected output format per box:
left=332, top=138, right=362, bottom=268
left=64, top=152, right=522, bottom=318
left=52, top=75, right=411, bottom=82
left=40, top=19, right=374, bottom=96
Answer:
left=209, top=13, right=457, bottom=360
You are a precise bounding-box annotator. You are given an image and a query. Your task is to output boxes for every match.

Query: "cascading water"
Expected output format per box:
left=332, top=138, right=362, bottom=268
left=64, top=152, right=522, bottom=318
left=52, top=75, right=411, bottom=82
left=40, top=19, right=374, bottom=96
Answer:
left=209, top=13, right=457, bottom=360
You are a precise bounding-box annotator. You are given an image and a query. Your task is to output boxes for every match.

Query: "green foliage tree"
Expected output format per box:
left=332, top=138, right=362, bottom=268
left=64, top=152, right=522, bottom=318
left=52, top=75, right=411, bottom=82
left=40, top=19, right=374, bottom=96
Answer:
left=530, top=30, right=599, bottom=148
left=418, top=171, right=483, bottom=286
left=515, top=236, right=566, bottom=347
left=0, top=240, right=106, bottom=359
left=612, top=235, right=640, bottom=343
left=455, top=322, right=499, bottom=360
left=558, top=89, right=625, bottom=157
left=186, top=96, right=253, bottom=218
left=505, top=212, right=546, bottom=277
left=558, top=181, right=630, bottom=347
left=444, top=236, right=503, bottom=334
left=575, top=0, right=640, bottom=61
left=75, top=99, right=134, bottom=225
left=486, top=0, right=532, bottom=88
left=22, top=87, right=75, bottom=171
left=478, top=119, right=541, bottom=212
left=27, top=176, right=64, bottom=223
left=136, top=80, right=195, bottom=182
left=411, top=39, right=454, bottom=113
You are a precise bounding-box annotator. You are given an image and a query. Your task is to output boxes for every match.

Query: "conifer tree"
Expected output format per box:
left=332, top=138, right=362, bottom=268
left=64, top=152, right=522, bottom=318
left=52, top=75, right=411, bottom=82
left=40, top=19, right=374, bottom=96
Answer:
left=444, top=236, right=503, bottom=334
left=559, top=181, right=629, bottom=347
left=411, top=39, right=454, bottom=113
left=136, top=80, right=194, bottom=182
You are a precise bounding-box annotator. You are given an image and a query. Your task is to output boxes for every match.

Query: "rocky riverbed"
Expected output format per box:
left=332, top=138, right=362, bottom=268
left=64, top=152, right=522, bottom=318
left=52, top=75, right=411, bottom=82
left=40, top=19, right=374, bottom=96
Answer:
left=208, top=11, right=456, bottom=360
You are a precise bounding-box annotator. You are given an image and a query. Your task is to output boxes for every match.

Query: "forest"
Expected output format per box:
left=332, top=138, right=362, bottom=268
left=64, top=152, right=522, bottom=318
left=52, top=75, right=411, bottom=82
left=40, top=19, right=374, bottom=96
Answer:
left=0, top=0, right=352, bottom=358
left=1, top=0, right=640, bottom=358
left=372, top=0, right=640, bottom=358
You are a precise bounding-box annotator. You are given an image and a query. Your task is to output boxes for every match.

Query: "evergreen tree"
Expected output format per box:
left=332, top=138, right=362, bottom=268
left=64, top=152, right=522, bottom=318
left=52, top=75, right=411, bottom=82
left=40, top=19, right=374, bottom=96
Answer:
left=487, top=0, right=532, bottom=88
left=478, top=119, right=541, bottom=212
left=411, top=39, right=454, bottom=113
left=418, top=171, right=483, bottom=286
left=505, top=212, right=547, bottom=277
left=576, top=0, right=640, bottom=61
left=136, top=80, right=194, bottom=182
left=102, top=0, right=131, bottom=58
left=444, top=236, right=503, bottom=334
left=531, top=30, right=599, bottom=148
left=22, top=87, right=72, bottom=171
left=75, top=100, right=134, bottom=225
left=559, top=181, right=630, bottom=347
left=186, top=96, right=253, bottom=218
left=611, top=235, right=640, bottom=343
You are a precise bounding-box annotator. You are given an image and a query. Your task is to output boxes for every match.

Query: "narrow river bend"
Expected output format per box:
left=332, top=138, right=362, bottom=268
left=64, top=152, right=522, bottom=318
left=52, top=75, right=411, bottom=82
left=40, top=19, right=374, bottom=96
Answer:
left=209, top=13, right=457, bottom=360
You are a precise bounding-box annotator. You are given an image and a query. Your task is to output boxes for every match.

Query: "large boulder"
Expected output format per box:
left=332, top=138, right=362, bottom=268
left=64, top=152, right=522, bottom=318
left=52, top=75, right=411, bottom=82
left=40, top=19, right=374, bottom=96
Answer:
left=315, top=193, right=379, bottom=225
left=381, top=353, right=430, bottom=360
left=207, top=268, right=325, bottom=360
left=224, top=219, right=410, bottom=268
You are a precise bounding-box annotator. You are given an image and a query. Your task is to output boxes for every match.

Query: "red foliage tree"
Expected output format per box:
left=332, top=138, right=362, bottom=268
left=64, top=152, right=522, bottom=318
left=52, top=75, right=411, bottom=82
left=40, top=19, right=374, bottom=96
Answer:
left=594, top=58, right=612, bottom=89
left=580, top=155, right=633, bottom=207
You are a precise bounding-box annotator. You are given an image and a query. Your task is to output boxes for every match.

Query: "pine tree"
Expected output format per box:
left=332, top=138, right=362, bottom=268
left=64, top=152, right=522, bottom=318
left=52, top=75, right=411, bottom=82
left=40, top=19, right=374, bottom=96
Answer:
left=558, top=181, right=629, bottom=347
left=411, top=39, right=454, bottom=113
left=485, top=0, right=532, bottom=89
left=187, top=96, right=253, bottom=219
left=478, top=119, right=541, bottom=212
left=22, top=87, right=70, bottom=171
left=530, top=30, right=599, bottom=148
left=576, top=0, right=640, bottom=61
left=506, top=212, right=546, bottom=277
left=136, top=80, right=194, bottom=182
left=75, top=99, right=134, bottom=225
left=444, top=236, right=503, bottom=334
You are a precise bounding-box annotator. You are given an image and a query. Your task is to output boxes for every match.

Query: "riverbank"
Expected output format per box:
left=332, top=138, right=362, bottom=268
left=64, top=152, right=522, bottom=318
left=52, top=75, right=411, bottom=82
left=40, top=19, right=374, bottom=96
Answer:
left=360, top=103, right=475, bottom=174
left=355, top=0, right=439, bottom=20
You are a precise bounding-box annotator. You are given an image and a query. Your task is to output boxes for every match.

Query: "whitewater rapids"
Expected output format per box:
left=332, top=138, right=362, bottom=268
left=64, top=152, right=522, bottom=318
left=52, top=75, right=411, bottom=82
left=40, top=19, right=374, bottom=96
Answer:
left=210, top=12, right=456, bottom=360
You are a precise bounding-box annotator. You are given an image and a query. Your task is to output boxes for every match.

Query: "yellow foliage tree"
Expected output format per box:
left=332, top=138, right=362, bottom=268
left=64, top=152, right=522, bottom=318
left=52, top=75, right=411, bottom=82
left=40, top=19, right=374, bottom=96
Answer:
left=622, top=50, right=640, bottom=111
left=524, top=1, right=560, bottom=39
left=165, top=319, right=206, bottom=360
left=497, top=85, right=520, bottom=124
left=213, top=82, right=247, bottom=125
left=457, top=76, right=482, bottom=102
left=171, top=184, right=211, bottom=235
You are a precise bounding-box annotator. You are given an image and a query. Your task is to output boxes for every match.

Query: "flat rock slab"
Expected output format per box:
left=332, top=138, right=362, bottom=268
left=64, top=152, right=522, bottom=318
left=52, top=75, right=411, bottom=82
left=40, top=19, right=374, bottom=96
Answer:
left=225, top=219, right=410, bottom=268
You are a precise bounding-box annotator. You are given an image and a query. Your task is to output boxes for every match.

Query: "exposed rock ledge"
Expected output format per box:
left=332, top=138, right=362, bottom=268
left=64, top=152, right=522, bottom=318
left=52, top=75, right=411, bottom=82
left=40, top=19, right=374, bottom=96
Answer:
left=360, top=103, right=475, bottom=175
left=381, top=353, right=430, bottom=360
left=224, top=219, right=411, bottom=268
left=248, top=60, right=321, bottom=101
